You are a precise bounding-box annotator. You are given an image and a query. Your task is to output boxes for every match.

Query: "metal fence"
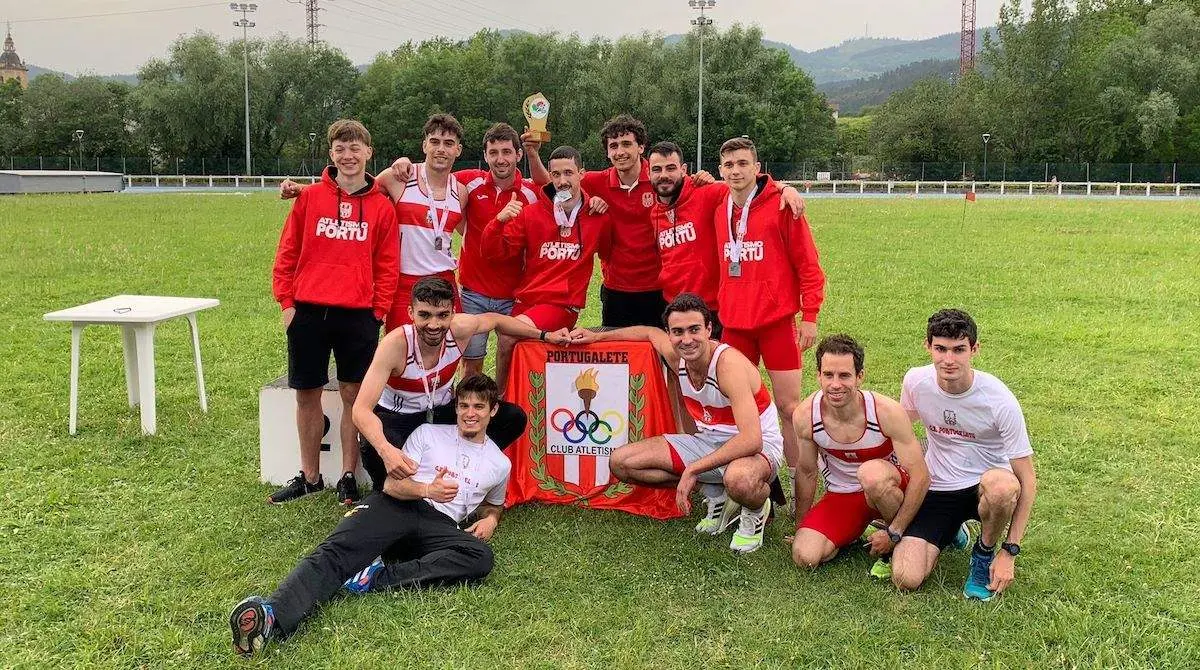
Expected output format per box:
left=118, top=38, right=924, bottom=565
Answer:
left=7, top=156, right=1200, bottom=184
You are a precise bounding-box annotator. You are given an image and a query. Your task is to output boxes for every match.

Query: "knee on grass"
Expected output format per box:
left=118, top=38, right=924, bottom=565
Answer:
left=979, top=468, right=1020, bottom=510
left=791, top=537, right=833, bottom=569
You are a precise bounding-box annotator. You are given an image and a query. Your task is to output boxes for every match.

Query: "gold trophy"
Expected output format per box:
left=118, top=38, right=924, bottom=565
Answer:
left=523, top=92, right=552, bottom=143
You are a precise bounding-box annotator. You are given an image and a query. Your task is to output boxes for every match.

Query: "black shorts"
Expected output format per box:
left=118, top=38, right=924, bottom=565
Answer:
left=903, top=485, right=981, bottom=550
left=286, top=302, right=380, bottom=389
left=600, top=286, right=668, bottom=328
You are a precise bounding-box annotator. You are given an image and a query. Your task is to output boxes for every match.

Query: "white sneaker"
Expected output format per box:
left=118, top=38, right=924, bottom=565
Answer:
left=730, top=499, right=771, bottom=553
left=694, top=492, right=742, bottom=535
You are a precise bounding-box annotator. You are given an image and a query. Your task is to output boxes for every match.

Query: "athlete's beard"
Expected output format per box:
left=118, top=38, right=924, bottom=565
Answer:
left=419, top=328, right=445, bottom=349
left=654, top=176, right=684, bottom=204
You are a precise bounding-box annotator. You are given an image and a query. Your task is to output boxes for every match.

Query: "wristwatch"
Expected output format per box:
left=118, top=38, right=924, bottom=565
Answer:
left=1001, top=542, right=1021, bottom=556
left=886, top=527, right=902, bottom=544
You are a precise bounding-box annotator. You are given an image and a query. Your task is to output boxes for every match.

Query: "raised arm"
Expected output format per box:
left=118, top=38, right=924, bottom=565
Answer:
left=522, top=131, right=550, bottom=186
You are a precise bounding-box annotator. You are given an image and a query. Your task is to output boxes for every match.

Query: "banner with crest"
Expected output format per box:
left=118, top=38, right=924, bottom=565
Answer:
left=503, top=340, right=683, bottom=519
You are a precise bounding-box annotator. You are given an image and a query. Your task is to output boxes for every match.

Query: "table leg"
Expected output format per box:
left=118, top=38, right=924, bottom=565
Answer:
left=69, top=324, right=83, bottom=435
left=186, top=313, right=208, bottom=412
left=120, top=324, right=140, bottom=407
left=134, top=323, right=157, bottom=435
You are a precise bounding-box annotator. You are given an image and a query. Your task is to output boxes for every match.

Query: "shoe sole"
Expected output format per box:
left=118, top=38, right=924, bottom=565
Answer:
left=229, top=599, right=267, bottom=656
left=964, top=589, right=996, bottom=602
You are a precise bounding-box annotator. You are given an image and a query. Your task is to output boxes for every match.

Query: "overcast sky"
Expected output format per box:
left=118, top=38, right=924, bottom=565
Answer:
left=3, top=0, right=1032, bottom=76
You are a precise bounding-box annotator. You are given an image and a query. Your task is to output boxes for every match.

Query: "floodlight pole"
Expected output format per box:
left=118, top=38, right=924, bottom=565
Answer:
left=73, top=129, right=84, bottom=170
left=232, top=3, right=257, bottom=175
left=308, top=132, right=317, bottom=176
left=690, top=0, right=715, bottom=172
left=982, top=133, right=991, bottom=181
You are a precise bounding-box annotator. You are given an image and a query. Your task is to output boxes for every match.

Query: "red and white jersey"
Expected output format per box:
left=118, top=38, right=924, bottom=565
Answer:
left=379, top=325, right=461, bottom=413
left=811, top=390, right=896, bottom=493
left=678, top=343, right=783, bottom=445
left=395, top=163, right=464, bottom=277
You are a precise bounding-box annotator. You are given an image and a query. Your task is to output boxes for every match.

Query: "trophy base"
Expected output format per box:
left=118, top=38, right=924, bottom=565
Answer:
left=527, top=129, right=552, bottom=143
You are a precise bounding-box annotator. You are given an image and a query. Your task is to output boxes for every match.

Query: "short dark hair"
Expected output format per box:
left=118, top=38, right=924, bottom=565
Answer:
left=548, top=145, right=584, bottom=169
left=648, top=141, right=684, bottom=163
left=411, top=276, right=455, bottom=307
left=815, top=334, right=865, bottom=374
left=483, top=122, right=521, bottom=152
left=423, top=113, right=463, bottom=141
left=926, top=308, right=978, bottom=345
left=455, top=373, right=500, bottom=408
left=662, top=293, right=713, bottom=329
left=719, top=136, right=758, bottom=162
left=327, top=119, right=371, bottom=146
left=600, top=114, right=648, bottom=151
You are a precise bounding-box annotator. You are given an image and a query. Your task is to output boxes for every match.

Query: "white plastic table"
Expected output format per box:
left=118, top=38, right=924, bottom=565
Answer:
left=44, top=295, right=220, bottom=435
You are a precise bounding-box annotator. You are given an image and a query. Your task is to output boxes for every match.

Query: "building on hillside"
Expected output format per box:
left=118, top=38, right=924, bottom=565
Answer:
left=2, top=26, right=29, bottom=89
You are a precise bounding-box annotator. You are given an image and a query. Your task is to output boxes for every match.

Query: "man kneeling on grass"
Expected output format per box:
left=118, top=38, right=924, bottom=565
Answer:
left=229, top=375, right=511, bottom=656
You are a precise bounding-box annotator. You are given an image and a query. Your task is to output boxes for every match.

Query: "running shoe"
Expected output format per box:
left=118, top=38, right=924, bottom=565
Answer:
left=229, top=596, right=275, bottom=656
left=695, top=492, right=741, bottom=535
left=730, top=499, right=771, bottom=554
left=869, top=558, right=893, bottom=580
left=952, top=522, right=971, bottom=550
left=964, top=549, right=997, bottom=601
left=344, top=556, right=385, bottom=595
left=335, top=472, right=361, bottom=506
left=268, top=472, right=324, bottom=504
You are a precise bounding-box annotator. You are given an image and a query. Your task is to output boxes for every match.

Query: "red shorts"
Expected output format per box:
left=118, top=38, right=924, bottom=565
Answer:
left=512, top=302, right=580, bottom=331
left=721, top=316, right=801, bottom=370
left=798, top=465, right=910, bottom=548
left=387, top=271, right=461, bottom=332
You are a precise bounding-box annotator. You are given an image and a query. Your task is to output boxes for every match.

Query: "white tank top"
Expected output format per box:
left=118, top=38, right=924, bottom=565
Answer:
left=811, top=390, right=896, bottom=493
left=378, top=325, right=461, bottom=413
left=678, top=343, right=783, bottom=445
left=395, top=163, right=464, bottom=277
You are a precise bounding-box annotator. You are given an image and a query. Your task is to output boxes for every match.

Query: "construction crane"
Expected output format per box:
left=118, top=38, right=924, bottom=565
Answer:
left=960, top=0, right=976, bottom=75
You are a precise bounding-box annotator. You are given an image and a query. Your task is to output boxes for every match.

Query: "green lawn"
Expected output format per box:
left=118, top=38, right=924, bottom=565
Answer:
left=1, top=193, right=1198, bottom=669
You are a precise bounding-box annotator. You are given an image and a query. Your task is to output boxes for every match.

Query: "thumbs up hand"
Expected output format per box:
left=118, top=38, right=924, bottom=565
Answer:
left=425, top=466, right=459, bottom=503
left=497, top=192, right=524, bottom=223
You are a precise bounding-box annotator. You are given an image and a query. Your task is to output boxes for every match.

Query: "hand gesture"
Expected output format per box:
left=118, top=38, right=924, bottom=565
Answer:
left=690, top=170, right=716, bottom=187
left=864, top=527, right=896, bottom=557
left=382, top=446, right=418, bottom=479
left=464, top=516, right=499, bottom=541
left=989, top=551, right=1016, bottom=593
left=425, top=466, right=459, bottom=503
left=391, top=157, right=414, bottom=182
left=279, top=179, right=303, bottom=200
left=520, top=129, right=543, bottom=155
left=587, top=196, right=609, bottom=214
left=544, top=328, right=572, bottom=346
left=780, top=186, right=807, bottom=218
left=497, top=192, right=524, bottom=223
left=798, top=321, right=817, bottom=352
left=568, top=328, right=598, bottom=345
left=675, top=468, right=699, bottom=515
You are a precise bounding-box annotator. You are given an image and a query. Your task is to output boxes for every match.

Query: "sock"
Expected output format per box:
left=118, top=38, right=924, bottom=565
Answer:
left=700, top=483, right=725, bottom=500
left=974, top=538, right=995, bottom=556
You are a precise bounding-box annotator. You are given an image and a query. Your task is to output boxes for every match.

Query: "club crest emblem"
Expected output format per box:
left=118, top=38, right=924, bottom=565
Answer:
left=642, top=192, right=654, bottom=208
left=943, top=410, right=958, bottom=426
left=339, top=202, right=353, bottom=220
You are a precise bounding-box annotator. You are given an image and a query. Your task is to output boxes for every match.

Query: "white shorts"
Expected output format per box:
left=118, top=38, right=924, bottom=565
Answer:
left=664, top=431, right=783, bottom=484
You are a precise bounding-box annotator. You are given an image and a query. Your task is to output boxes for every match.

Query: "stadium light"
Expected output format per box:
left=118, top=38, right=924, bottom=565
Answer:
left=308, top=132, right=317, bottom=176
left=231, top=3, right=258, bottom=175
left=982, top=133, right=991, bottom=181
left=689, top=0, right=715, bottom=172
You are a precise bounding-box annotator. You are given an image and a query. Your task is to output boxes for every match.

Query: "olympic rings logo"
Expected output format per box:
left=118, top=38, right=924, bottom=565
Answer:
left=550, top=408, right=626, bottom=445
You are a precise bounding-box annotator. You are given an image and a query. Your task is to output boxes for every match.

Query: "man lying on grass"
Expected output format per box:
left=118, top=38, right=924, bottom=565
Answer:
left=230, top=374, right=512, bottom=656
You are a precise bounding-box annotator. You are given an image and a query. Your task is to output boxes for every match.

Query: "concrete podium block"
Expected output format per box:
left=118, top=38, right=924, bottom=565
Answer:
left=258, top=376, right=368, bottom=487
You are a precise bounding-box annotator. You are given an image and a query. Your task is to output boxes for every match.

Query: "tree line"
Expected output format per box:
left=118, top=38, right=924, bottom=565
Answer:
left=0, top=25, right=834, bottom=174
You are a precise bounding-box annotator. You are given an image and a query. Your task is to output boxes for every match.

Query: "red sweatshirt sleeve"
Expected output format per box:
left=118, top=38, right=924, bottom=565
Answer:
left=481, top=210, right=527, bottom=261
left=783, top=212, right=825, bottom=322
left=597, top=212, right=615, bottom=263
left=272, top=193, right=307, bottom=310
left=371, top=204, right=400, bottom=321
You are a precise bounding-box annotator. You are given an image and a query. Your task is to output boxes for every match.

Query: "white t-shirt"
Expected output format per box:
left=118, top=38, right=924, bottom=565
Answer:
left=901, top=364, right=1033, bottom=491
left=401, top=423, right=511, bottom=524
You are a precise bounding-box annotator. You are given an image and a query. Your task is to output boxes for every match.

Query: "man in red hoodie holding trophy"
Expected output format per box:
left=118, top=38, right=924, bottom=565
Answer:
left=714, top=136, right=826, bottom=498
left=270, top=119, right=399, bottom=507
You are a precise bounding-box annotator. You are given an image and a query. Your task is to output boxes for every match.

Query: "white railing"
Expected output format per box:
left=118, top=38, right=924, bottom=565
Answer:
left=122, top=176, right=1200, bottom=198
left=789, top=180, right=1200, bottom=197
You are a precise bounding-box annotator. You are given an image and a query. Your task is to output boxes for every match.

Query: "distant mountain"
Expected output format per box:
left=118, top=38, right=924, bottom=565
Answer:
left=820, top=58, right=960, bottom=115
left=27, top=64, right=138, bottom=84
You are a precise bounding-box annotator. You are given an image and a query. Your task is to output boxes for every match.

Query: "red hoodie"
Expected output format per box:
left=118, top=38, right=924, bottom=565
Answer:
left=481, top=185, right=613, bottom=309
left=652, top=179, right=728, bottom=308
left=714, top=175, right=825, bottom=330
left=272, top=166, right=400, bottom=319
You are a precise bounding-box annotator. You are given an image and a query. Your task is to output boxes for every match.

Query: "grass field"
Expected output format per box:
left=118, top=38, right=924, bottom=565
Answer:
left=1, top=193, right=1198, bottom=669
